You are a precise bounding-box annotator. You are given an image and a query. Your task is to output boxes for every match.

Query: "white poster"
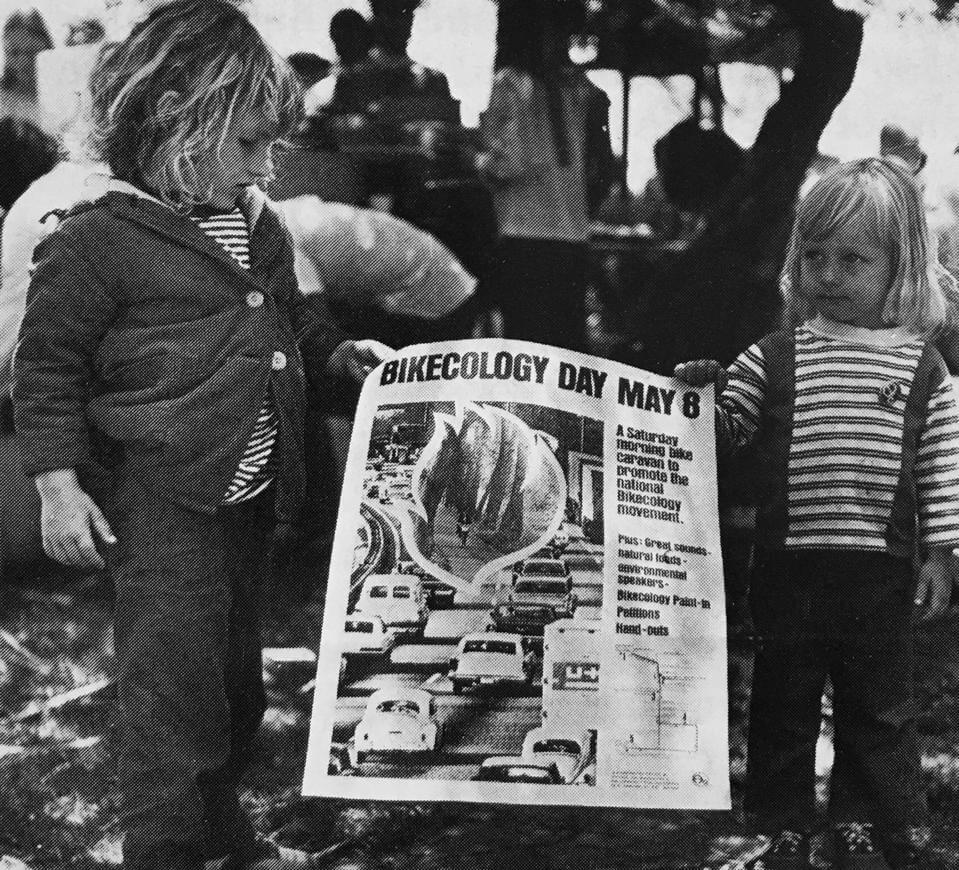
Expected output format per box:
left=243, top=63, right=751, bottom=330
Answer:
left=303, top=339, right=729, bottom=809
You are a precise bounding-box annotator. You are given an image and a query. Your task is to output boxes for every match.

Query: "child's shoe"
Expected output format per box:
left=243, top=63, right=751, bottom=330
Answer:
left=832, top=823, right=891, bottom=870
left=756, top=830, right=810, bottom=870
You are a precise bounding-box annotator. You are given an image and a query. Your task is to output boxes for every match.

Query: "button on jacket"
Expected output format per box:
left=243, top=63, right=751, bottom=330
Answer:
left=13, top=184, right=348, bottom=523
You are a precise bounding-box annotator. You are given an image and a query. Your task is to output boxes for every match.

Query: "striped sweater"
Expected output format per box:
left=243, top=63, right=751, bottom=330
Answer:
left=191, top=207, right=278, bottom=504
left=720, top=316, right=959, bottom=550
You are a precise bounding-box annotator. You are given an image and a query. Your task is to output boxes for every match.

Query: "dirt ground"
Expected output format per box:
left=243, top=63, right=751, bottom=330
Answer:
left=2, top=561, right=959, bottom=870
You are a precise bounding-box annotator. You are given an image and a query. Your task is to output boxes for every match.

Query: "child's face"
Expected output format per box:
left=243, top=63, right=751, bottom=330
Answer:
left=197, top=111, right=276, bottom=210
left=797, top=214, right=894, bottom=329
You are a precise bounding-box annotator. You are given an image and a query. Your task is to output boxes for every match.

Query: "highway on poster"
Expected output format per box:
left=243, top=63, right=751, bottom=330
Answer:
left=333, top=459, right=603, bottom=781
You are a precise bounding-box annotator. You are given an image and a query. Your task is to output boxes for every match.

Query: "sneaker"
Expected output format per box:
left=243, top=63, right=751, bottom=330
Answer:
left=756, top=830, right=810, bottom=870
left=833, top=823, right=891, bottom=870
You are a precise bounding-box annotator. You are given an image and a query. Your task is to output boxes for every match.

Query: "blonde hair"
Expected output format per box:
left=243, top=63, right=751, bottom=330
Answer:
left=89, top=0, right=300, bottom=209
left=780, top=157, right=952, bottom=334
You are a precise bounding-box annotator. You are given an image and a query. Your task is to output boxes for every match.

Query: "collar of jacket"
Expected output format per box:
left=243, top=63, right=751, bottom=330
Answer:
left=93, top=181, right=285, bottom=287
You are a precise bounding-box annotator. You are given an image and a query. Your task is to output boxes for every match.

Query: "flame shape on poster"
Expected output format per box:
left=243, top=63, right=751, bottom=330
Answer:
left=394, top=402, right=567, bottom=593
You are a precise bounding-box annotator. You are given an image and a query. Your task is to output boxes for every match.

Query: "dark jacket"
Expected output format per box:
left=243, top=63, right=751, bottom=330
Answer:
left=12, top=185, right=348, bottom=523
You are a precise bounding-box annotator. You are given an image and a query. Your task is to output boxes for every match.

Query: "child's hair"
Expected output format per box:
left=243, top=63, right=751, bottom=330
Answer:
left=780, top=157, right=952, bottom=334
left=88, top=0, right=301, bottom=209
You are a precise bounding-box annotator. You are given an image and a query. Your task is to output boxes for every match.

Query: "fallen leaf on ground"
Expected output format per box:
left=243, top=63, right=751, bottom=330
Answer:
left=86, top=835, right=123, bottom=866
left=43, top=793, right=99, bottom=825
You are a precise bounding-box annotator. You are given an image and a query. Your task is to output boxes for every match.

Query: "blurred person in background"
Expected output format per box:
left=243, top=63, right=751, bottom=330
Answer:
left=0, top=116, right=60, bottom=404
left=638, top=118, right=744, bottom=239
left=0, top=35, right=119, bottom=398
left=0, top=159, right=113, bottom=397
left=1, top=8, right=53, bottom=122
left=366, top=0, right=452, bottom=102
left=476, top=0, right=601, bottom=351
left=330, top=7, right=372, bottom=68
left=326, top=8, right=373, bottom=112
left=332, top=0, right=454, bottom=113
left=0, top=115, right=58, bottom=214
left=0, top=117, right=74, bottom=570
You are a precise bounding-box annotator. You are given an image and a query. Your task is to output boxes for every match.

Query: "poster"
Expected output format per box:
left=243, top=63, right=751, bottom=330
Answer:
left=303, top=339, right=729, bottom=809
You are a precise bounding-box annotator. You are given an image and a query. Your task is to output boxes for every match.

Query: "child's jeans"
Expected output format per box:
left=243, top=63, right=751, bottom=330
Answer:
left=745, top=548, right=927, bottom=835
left=105, top=473, right=275, bottom=870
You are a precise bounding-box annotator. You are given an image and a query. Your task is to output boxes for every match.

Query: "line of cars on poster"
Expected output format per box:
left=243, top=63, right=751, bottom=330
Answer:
left=337, top=521, right=598, bottom=785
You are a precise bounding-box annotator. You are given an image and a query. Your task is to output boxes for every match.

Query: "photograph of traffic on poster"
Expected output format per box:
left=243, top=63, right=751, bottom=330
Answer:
left=330, top=400, right=605, bottom=788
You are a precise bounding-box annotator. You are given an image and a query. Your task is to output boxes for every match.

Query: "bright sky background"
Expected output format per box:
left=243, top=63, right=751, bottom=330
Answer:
left=6, top=0, right=959, bottom=192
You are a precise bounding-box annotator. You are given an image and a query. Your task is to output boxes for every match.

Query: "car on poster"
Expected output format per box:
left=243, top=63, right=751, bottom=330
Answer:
left=354, top=573, right=429, bottom=631
left=473, top=756, right=563, bottom=784
left=341, top=615, right=397, bottom=656
left=485, top=601, right=554, bottom=636
left=351, top=688, right=444, bottom=763
left=397, top=559, right=456, bottom=608
left=505, top=558, right=576, bottom=618
left=521, top=727, right=596, bottom=785
left=448, top=632, right=535, bottom=694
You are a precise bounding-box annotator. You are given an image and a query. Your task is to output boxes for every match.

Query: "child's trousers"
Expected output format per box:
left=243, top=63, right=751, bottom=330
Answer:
left=745, top=548, right=927, bottom=835
left=105, top=474, right=275, bottom=870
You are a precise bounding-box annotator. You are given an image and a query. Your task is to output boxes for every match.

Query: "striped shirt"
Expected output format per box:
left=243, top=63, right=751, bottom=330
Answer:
left=190, top=207, right=278, bottom=504
left=719, top=317, right=959, bottom=550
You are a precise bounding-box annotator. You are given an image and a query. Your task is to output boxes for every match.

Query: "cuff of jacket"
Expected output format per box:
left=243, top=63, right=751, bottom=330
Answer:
left=19, top=434, right=91, bottom=479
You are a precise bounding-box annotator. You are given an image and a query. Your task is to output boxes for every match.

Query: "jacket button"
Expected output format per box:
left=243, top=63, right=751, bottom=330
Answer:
left=246, top=291, right=264, bottom=308
left=271, top=351, right=287, bottom=371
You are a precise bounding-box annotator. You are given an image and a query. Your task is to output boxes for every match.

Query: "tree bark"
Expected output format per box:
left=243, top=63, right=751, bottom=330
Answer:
left=622, top=1, right=864, bottom=373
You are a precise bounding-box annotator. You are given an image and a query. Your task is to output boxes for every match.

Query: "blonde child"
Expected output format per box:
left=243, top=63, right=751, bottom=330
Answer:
left=676, top=158, right=959, bottom=870
left=12, top=3, right=389, bottom=868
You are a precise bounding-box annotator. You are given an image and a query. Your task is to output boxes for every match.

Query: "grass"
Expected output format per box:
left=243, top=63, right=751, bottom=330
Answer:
left=2, top=567, right=959, bottom=869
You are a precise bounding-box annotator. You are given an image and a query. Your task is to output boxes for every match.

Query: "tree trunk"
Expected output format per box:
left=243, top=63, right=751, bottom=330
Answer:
left=622, top=1, right=864, bottom=373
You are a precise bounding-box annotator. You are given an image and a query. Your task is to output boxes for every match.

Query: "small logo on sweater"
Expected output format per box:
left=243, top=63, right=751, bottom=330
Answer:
left=879, top=381, right=903, bottom=406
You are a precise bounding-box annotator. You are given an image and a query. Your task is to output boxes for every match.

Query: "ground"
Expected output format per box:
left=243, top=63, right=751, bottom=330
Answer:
left=2, top=561, right=959, bottom=870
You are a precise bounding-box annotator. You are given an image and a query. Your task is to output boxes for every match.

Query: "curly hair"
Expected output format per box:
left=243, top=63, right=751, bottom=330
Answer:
left=89, top=0, right=301, bottom=209
left=780, top=157, right=952, bottom=335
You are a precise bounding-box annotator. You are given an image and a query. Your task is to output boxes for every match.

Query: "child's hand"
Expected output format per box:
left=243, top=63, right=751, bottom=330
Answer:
left=35, top=469, right=116, bottom=569
left=673, top=360, right=728, bottom=391
left=913, top=548, right=956, bottom=622
left=327, top=339, right=395, bottom=383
